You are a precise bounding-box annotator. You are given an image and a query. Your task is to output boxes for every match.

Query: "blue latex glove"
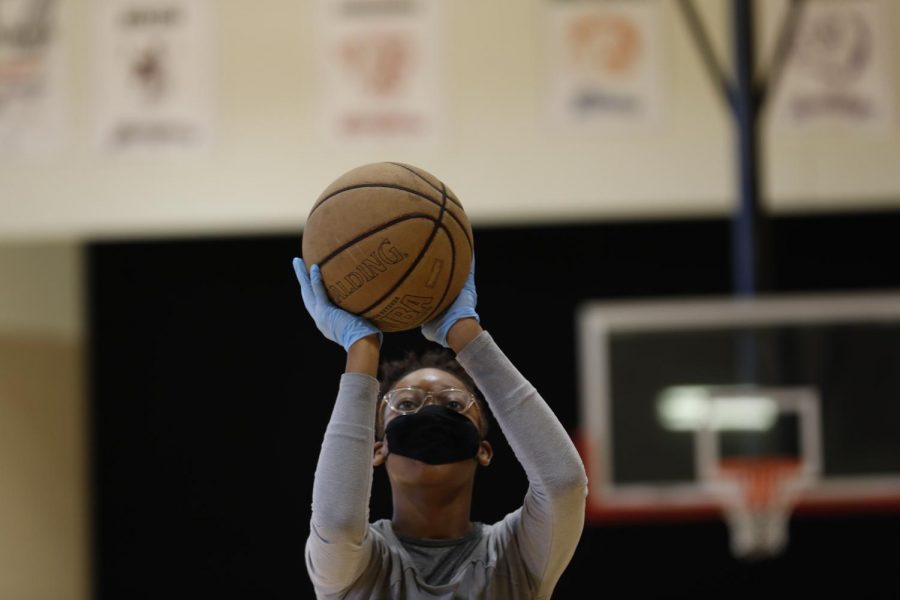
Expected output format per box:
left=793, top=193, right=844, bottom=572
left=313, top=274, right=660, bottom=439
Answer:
left=421, top=258, right=479, bottom=348
left=292, top=258, right=382, bottom=351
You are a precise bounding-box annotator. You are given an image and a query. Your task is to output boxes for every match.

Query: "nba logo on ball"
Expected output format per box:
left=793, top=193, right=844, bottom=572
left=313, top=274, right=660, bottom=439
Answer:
left=301, top=162, right=474, bottom=332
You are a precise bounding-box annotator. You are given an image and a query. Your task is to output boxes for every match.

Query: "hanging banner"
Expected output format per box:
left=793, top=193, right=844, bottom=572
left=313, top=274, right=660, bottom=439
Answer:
left=771, top=0, right=894, bottom=131
left=92, top=0, right=215, bottom=154
left=544, top=0, right=665, bottom=133
left=0, top=0, right=67, bottom=156
left=316, top=0, right=442, bottom=145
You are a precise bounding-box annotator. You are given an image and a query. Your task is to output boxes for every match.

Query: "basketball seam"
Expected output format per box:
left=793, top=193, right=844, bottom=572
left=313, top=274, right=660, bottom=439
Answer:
left=311, top=182, right=473, bottom=254
left=440, top=201, right=474, bottom=254
left=311, top=183, right=442, bottom=215
left=363, top=222, right=457, bottom=328
left=435, top=202, right=473, bottom=254
left=387, top=162, right=465, bottom=209
left=386, top=162, right=473, bottom=252
left=357, top=182, right=449, bottom=318
left=417, top=182, right=457, bottom=325
left=314, top=213, right=437, bottom=268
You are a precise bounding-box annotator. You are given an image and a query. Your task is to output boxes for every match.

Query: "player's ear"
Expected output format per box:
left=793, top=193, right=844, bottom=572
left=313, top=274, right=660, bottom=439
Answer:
left=373, top=440, right=388, bottom=467
left=477, top=440, right=492, bottom=467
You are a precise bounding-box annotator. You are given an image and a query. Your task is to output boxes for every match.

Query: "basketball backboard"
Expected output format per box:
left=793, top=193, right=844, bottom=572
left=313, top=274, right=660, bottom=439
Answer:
left=576, top=291, right=900, bottom=557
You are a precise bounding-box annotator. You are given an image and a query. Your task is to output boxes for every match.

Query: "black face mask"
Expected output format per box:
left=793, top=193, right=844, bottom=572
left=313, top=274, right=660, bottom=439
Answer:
left=384, top=404, right=482, bottom=465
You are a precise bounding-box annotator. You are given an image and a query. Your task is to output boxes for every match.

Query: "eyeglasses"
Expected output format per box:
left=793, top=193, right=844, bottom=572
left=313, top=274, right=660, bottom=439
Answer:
left=382, top=387, right=476, bottom=415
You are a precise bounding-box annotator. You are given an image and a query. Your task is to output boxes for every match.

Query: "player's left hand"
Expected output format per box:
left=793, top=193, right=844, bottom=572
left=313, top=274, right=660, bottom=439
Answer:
left=421, top=258, right=479, bottom=348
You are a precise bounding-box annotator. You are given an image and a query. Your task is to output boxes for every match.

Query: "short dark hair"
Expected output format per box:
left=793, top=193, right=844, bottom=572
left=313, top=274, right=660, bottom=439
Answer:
left=376, top=347, right=490, bottom=440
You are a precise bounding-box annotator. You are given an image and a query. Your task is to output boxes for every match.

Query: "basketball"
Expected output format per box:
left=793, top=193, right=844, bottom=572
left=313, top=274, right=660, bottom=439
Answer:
left=301, top=162, right=474, bottom=332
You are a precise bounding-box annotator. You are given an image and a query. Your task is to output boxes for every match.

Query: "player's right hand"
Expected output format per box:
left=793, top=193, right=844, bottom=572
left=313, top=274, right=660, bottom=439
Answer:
left=292, top=258, right=382, bottom=351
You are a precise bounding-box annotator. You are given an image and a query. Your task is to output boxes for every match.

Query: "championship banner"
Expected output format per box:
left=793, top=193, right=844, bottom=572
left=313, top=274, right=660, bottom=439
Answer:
left=771, top=0, right=895, bottom=131
left=544, top=0, right=665, bottom=133
left=92, top=0, right=215, bottom=153
left=0, top=0, right=67, bottom=156
left=316, top=0, right=442, bottom=145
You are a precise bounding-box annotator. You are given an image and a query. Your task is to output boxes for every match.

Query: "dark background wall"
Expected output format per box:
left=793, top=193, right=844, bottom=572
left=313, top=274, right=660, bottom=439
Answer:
left=88, top=211, right=900, bottom=599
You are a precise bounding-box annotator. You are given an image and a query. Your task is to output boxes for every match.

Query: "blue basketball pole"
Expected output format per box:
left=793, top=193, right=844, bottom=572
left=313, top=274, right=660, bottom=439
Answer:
left=732, top=0, right=762, bottom=297
left=677, top=0, right=807, bottom=456
left=732, top=0, right=763, bottom=393
left=678, top=1, right=809, bottom=386
left=678, top=0, right=788, bottom=297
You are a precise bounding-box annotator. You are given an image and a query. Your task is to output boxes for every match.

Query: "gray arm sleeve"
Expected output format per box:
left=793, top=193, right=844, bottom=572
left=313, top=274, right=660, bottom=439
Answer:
left=305, top=372, right=380, bottom=593
left=456, top=331, right=588, bottom=598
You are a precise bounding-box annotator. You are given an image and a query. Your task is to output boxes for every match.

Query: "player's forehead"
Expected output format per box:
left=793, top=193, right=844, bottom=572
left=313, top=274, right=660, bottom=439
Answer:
left=392, top=368, right=468, bottom=392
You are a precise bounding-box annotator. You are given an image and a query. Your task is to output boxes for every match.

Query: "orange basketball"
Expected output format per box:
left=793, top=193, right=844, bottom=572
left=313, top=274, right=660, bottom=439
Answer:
left=301, top=162, right=474, bottom=332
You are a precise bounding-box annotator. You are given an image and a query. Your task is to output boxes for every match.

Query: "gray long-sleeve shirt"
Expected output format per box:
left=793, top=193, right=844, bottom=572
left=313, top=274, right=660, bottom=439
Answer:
left=305, top=331, right=588, bottom=599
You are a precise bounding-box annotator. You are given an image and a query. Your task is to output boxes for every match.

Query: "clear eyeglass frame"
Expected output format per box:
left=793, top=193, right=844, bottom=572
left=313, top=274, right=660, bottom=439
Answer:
left=381, top=387, right=476, bottom=415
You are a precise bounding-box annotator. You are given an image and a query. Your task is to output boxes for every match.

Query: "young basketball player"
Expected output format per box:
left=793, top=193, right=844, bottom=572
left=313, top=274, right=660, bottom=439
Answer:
left=293, top=257, right=587, bottom=599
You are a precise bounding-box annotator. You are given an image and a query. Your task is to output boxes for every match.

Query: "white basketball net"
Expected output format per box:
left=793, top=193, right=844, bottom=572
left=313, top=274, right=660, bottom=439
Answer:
left=709, top=458, right=807, bottom=560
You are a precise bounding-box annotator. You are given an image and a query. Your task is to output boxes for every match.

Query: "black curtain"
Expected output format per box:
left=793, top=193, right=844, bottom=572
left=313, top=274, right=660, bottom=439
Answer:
left=88, top=211, right=900, bottom=598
